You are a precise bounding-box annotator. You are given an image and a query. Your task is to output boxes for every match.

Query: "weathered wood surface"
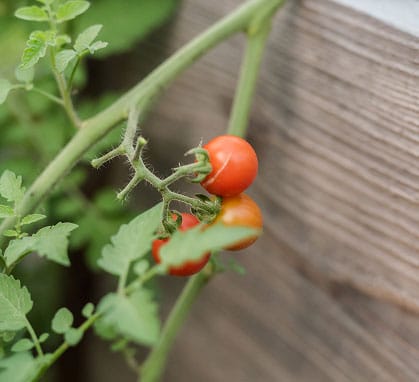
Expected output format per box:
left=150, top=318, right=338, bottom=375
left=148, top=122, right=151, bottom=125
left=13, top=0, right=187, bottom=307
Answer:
left=94, top=0, right=419, bottom=381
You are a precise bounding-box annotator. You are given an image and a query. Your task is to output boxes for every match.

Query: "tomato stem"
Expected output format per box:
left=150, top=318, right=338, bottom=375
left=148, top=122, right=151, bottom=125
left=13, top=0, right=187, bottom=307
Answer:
left=228, top=3, right=283, bottom=137
left=139, top=265, right=215, bottom=382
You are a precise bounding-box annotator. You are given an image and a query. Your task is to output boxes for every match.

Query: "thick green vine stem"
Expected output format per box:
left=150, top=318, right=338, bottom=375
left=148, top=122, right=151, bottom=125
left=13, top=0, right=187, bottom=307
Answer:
left=140, top=265, right=215, bottom=382
left=0, top=0, right=285, bottom=242
left=228, top=15, right=274, bottom=136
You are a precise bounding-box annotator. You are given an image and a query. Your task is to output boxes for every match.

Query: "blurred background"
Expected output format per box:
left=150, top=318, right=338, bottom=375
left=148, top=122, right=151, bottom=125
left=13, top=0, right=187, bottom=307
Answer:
left=2, top=0, right=419, bottom=381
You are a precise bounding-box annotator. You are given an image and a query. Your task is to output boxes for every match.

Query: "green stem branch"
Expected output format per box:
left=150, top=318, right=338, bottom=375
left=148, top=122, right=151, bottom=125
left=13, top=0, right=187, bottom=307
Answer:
left=139, top=267, right=215, bottom=382
left=32, top=313, right=100, bottom=382
left=68, top=56, right=81, bottom=92
left=24, top=318, right=43, bottom=357
left=49, top=49, right=82, bottom=129
left=30, top=87, right=63, bottom=105
left=228, top=15, right=275, bottom=136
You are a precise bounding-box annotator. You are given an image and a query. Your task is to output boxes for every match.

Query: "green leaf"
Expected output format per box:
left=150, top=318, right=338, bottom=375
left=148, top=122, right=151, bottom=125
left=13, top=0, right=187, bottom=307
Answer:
left=56, top=1, right=90, bottom=23
left=36, top=0, right=55, bottom=5
left=98, top=203, right=162, bottom=276
left=81, top=302, right=94, bottom=318
left=3, top=230, right=18, bottom=238
left=0, top=79, right=13, bottom=105
left=0, top=332, right=16, bottom=343
left=4, top=236, right=36, bottom=268
left=56, top=34, right=72, bottom=47
left=51, top=307, right=73, bottom=334
left=15, top=67, right=35, bottom=84
left=11, top=338, right=34, bottom=352
left=21, top=214, right=46, bottom=226
left=64, top=328, right=82, bottom=346
left=74, top=24, right=102, bottom=53
left=97, top=290, right=160, bottom=346
left=0, top=274, right=33, bottom=331
left=160, top=225, right=259, bottom=269
left=55, top=49, right=77, bottom=72
left=20, top=30, right=56, bottom=70
left=0, top=205, right=14, bottom=219
left=88, top=40, right=108, bottom=54
left=34, top=222, right=78, bottom=266
left=15, top=6, right=49, bottom=22
left=0, top=170, right=25, bottom=204
left=0, top=352, right=39, bottom=382
left=93, top=317, right=118, bottom=341
left=4, top=222, right=78, bottom=268
left=39, top=333, right=49, bottom=343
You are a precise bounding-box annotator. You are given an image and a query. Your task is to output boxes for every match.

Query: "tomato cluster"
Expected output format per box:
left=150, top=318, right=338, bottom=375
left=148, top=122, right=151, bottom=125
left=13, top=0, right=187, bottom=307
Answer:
left=152, top=213, right=210, bottom=276
left=201, top=135, right=262, bottom=249
left=152, top=135, right=262, bottom=277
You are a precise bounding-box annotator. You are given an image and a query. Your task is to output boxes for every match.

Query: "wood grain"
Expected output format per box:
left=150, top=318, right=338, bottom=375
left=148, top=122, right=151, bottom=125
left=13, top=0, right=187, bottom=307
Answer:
left=105, top=0, right=419, bottom=380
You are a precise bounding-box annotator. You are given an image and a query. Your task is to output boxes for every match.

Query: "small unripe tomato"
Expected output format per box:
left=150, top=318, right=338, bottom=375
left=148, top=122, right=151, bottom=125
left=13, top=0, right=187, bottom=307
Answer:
left=201, top=135, right=258, bottom=197
left=152, top=213, right=211, bottom=276
left=213, top=193, right=263, bottom=250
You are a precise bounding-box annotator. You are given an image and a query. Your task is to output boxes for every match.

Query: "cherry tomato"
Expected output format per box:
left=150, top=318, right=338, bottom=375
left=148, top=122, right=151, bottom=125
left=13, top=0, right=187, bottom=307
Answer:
left=152, top=213, right=211, bottom=276
left=201, top=135, right=258, bottom=197
left=213, top=193, right=263, bottom=250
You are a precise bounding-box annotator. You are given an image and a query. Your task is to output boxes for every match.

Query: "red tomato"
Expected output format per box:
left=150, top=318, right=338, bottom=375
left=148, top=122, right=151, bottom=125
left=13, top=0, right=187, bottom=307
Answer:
left=201, top=135, right=258, bottom=197
left=213, top=193, right=263, bottom=250
left=152, top=213, right=211, bottom=276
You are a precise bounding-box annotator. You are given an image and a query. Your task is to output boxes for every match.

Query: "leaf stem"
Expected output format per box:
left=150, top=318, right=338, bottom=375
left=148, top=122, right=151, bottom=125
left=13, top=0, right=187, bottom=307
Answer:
left=24, top=317, right=44, bottom=357
left=139, top=266, right=215, bottom=382
left=53, top=64, right=82, bottom=129
left=46, top=4, right=82, bottom=128
left=30, top=87, right=63, bottom=105
left=125, top=265, right=162, bottom=295
left=67, top=55, right=81, bottom=92
left=117, top=265, right=129, bottom=295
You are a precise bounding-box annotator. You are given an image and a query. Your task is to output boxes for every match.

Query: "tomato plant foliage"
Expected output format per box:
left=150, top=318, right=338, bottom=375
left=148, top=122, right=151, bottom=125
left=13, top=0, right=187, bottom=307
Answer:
left=0, top=0, right=281, bottom=379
